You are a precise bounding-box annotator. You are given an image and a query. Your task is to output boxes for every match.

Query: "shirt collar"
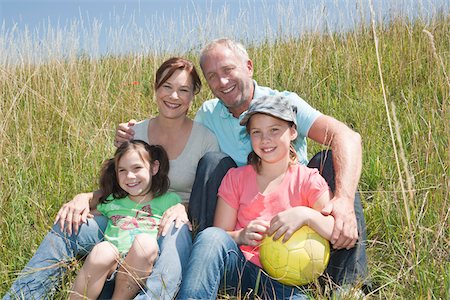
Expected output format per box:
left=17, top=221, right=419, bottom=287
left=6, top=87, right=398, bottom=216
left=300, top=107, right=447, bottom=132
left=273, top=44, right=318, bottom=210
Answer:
left=219, top=103, right=233, bottom=119
left=252, top=80, right=264, bottom=99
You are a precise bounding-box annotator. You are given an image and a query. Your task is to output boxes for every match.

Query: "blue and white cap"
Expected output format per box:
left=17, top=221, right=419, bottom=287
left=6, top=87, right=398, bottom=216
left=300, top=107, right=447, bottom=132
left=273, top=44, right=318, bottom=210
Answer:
left=240, top=95, right=297, bottom=127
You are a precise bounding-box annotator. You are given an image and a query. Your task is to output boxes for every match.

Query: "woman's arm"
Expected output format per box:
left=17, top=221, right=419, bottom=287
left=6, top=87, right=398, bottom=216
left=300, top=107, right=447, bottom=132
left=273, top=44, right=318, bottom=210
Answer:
left=114, top=120, right=136, bottom=147
left=214, top=197, right=269, bottom=246
left=158, top=203, right=191, bottom=236
left=53, top=189, right=102, bottom=235
left=267, top=189, right=335, bottom=242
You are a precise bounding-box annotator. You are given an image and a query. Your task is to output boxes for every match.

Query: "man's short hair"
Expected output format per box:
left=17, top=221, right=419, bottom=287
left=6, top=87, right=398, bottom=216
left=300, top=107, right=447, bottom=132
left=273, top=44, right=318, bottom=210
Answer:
left=200, top=38, right=249, bottom=67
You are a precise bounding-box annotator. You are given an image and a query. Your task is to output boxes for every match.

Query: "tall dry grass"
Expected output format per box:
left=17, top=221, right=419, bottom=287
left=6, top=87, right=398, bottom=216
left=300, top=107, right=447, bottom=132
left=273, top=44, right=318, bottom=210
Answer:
left=1, top=2, right=448, bottom=299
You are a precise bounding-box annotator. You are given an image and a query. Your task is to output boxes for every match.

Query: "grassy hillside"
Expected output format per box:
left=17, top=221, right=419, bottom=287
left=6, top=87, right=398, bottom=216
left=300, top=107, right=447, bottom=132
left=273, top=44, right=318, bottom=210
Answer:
left=0, top=12, right=448, bottom=299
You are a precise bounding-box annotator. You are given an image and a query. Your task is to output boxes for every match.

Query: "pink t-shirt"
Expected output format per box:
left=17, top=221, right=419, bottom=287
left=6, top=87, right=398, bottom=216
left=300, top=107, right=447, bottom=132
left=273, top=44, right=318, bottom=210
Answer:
left=218, top=164, right=330, bottom=267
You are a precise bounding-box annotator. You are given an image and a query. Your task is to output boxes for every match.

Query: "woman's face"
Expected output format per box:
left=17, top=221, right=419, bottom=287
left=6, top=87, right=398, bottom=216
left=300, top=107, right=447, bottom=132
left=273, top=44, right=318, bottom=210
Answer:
left=155, top=69, right=194, bottom=119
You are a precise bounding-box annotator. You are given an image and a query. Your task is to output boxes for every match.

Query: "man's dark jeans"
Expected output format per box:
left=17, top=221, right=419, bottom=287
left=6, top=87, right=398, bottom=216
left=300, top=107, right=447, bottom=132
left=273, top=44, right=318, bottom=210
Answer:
left=307, top=150, right=369, bottom=287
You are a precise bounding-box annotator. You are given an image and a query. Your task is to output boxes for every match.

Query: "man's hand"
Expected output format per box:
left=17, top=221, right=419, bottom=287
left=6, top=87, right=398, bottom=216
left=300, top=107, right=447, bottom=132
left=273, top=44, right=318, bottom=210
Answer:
left=114, top=119, right=136, bottom=147
left=321, top=197, right=357, bottom=250
left=54, top=192, right=94, bottom=235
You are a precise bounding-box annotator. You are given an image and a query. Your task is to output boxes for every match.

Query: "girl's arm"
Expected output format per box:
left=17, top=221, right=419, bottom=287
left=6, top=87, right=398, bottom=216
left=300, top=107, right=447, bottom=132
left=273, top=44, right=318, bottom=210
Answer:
left=214, top=197, right=269, bottom=247
left=267, top=189, right=335, bottom=242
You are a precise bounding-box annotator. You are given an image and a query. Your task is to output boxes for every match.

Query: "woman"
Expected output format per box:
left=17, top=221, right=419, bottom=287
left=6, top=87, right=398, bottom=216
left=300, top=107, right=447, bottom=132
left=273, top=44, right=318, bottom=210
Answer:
left=4, top=57, right=222, bottom=300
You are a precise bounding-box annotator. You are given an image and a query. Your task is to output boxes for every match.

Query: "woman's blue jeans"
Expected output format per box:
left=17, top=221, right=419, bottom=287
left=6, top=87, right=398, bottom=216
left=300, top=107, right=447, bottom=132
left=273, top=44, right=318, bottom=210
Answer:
left=177, top=227, right=309, bottom=300
left=4, top=215, right=107, bottom=300
left=3, top=216, right=192, bottom=300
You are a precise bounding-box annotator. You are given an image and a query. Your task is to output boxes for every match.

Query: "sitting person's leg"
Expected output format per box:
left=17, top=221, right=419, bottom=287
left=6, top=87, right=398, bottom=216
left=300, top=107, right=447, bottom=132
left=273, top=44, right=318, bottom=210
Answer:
left=307, top=150, right=369, bottom=287
left=188, top=152, right=237, bottom=233
left=113, top=234, right=158, bottom=299
left=256, top=269, right=310, bottom=300
left=179, top=227, right=309, bottom=300
left=69, top=241, right=119, bottom=300
left=134, top=223, right=192, bottom=300
left=177, top=227, right=246, bottom=300
left=3, top=215, right=107, bottom=300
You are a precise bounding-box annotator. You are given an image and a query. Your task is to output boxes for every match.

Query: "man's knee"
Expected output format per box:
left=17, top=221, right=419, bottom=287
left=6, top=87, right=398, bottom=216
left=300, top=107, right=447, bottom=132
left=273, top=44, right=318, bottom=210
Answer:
left=308, top=150, right=335, bottom=191
left=197, top=151, right=236, bottom=174
left=199, top=151, right=229, bottom=163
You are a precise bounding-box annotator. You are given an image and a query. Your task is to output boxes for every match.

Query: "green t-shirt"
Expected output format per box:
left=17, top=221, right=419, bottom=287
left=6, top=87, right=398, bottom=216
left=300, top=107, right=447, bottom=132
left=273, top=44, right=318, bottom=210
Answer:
left=97, top=192, right=181, bottom=254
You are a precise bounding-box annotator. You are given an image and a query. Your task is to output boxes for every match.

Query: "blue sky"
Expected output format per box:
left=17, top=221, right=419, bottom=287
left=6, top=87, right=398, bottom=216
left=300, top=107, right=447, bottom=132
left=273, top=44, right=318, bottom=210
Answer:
left=1, top=0, right=448, bottom=64
left=2, top=0, right=193, bottom=29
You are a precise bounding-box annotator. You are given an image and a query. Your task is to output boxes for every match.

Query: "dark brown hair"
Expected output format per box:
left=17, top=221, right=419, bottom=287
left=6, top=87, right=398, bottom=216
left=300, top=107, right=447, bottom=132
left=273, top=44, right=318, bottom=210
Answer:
left=98, top=140, right=170, bottom=203
left=155, top=57, right=202, bottom=95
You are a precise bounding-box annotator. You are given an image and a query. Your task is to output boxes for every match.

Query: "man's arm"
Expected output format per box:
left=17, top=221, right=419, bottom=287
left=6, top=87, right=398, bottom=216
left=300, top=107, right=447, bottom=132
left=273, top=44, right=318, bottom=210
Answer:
left=308, top=114, right=362, bottom=249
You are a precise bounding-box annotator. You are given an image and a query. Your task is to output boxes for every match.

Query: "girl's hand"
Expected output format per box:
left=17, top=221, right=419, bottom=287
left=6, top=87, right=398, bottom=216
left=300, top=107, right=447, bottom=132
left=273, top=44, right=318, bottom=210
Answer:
left=114, top=120, right=136, bottom=147
left=158, top=203, right=192, bottom=236
left=237, top=219, right=269, bottom=246
left=267, top=207, right=310, bottom=242
left=54, top=192, right=94, bottom=235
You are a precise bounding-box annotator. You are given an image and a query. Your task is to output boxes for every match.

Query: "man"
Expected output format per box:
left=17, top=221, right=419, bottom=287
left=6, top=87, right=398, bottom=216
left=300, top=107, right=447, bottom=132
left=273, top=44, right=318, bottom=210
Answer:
left=194, top=38, right=362, bottom=251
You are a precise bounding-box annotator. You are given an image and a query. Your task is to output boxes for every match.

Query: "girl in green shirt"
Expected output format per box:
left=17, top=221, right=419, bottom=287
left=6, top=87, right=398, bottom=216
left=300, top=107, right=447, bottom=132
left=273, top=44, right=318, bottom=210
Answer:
left=70, top=140, right=180, bottom=300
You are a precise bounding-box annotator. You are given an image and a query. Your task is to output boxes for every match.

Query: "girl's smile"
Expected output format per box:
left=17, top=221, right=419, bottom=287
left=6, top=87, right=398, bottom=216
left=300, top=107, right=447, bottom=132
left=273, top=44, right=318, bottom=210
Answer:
left=117, top=150, right=158, bottom=202
left=261, top=147, right=276, bottom=153
left=249, top=114, right=297, bottom=165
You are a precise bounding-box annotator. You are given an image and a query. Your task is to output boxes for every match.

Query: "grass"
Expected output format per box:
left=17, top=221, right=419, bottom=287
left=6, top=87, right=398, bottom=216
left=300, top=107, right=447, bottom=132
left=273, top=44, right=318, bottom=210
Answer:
left=1, top=4, right=449, bottom=300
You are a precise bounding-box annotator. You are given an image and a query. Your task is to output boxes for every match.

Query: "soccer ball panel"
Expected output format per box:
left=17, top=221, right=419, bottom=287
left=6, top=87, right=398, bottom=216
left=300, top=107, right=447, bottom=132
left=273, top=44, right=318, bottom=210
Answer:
left=260, top=225, right=330, bottom=286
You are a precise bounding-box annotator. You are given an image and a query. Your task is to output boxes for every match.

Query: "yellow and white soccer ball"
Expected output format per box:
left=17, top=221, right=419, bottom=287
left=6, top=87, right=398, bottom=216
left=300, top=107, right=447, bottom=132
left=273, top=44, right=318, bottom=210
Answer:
left=259, top=225, right=330, bottom=286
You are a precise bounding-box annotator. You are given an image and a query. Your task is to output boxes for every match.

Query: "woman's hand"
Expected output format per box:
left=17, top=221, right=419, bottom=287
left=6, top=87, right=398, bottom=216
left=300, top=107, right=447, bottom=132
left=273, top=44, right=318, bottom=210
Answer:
left=237, top=219, right=269, bottom=246
left=267, top=207, right=310, bottom=242
left=54, top=192, right=94, bottom=235
left=158, top=203, right=192, bottom=236
left=114, top=120, right=136, bottom=147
